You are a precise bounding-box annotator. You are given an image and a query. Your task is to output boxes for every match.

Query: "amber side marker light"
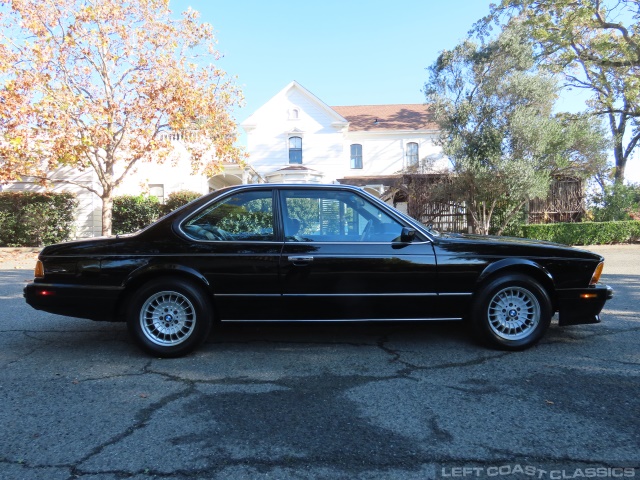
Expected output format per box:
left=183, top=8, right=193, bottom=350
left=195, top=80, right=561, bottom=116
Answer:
left=34, top=260, right=44, bottom=279
left=590, top=262, right=604, bottom=285
left=581, top=293, right=599, bottom=299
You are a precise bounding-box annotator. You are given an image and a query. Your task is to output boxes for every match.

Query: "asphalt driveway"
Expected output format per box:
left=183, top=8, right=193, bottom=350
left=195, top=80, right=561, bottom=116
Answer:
left=0, top=245, right=638, bottom=479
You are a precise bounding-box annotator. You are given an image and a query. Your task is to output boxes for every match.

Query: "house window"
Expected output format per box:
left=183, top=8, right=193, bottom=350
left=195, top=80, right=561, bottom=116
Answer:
left=289, top=136, right=302, bottom=164
left=149, top=184, right=165, bottom=204
left=350, top=144, right=363, bottom=169
left=406, top=142, right=419, bottom=167
left=289, top=108, right=299, bottom=120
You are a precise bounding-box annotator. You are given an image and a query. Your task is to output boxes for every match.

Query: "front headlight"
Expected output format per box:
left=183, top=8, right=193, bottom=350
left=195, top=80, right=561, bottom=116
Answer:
left=590, top=262, right=604, bottom=285
left=34, top=260, right=44, bottom=279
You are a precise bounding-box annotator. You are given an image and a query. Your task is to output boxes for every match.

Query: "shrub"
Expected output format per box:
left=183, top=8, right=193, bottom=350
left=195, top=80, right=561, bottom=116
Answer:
left=162, top=190, right=202, bottom=215
left=112, top=195, right=162, bottom=235
left=520, top=221, right=640, bottom=245
left=590, top=183, right=640, bottom=222
left=0, top=192, right=78, bottom=247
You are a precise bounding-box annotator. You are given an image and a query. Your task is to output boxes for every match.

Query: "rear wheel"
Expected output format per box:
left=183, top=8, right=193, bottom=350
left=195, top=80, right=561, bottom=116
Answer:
left=127, top=278, right=212, bottom=357
left=471, top=274, right=551, bottom=350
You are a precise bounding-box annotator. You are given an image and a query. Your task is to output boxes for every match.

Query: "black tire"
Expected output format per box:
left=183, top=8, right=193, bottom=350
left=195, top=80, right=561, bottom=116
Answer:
left=471, top=273, right=552, bottom=350
left=127, top=277, right=213, bottom=358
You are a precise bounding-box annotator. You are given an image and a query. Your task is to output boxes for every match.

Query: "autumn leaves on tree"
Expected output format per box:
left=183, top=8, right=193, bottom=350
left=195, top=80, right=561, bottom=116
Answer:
left=0, top=0, right=245, bottom=235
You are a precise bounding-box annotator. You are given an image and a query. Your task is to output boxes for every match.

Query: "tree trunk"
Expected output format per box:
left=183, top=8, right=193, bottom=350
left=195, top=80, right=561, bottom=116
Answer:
left=101, top=192, right=113, bottom=236
left=613, top=140, right=626, bottom=184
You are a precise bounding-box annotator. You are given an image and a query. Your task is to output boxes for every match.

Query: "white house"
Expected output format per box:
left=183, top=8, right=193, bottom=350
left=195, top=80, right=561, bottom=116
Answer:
left=241, top=81, right=447, bottom=197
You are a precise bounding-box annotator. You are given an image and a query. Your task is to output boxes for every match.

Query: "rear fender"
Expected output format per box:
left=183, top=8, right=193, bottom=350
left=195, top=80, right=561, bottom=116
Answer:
left=115, top=264, right=213, bottom=321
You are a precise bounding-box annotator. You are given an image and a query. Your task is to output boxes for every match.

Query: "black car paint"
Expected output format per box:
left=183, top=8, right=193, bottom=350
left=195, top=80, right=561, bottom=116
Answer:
left=24, top=184, right=612, bottom=329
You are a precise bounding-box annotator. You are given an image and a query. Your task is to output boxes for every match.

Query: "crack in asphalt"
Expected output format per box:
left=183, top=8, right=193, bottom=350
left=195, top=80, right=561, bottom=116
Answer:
left=376, top=332, right=512, bottom=376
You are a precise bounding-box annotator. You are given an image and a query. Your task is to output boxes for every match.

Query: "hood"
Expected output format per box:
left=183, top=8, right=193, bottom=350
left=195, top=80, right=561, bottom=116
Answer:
left=440, top=232, right=565, bottom=247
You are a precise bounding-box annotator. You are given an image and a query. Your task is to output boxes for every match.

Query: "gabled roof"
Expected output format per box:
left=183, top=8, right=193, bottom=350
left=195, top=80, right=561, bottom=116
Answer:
left=330, top=104, right=437, bottom=132
left=241, top=81, right=348, bottom=128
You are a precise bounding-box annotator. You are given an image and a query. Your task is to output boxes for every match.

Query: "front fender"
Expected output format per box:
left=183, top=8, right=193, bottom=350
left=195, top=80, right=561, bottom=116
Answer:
left=477, top=258, right=554, bottom=288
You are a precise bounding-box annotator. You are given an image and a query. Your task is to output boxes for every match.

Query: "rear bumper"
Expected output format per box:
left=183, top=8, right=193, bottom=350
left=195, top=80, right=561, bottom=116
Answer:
left=24, top=282, right=123, bottom=321
left=556, top=284, right=613, bottom=326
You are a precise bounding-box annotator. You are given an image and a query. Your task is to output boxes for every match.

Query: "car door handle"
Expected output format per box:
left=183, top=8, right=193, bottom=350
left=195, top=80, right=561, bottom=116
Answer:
left=288, top=256, right=314, bottom=266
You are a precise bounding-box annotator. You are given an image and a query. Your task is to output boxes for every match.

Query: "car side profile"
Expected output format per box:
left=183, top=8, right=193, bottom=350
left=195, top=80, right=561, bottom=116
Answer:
left=24, top=184, right=613, bottom=357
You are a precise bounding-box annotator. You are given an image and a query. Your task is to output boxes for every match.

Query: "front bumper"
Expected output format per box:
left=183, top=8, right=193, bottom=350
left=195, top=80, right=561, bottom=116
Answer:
left=556, top=283, right=613, bottom=326
left=24, top=282, right=124, bottom=321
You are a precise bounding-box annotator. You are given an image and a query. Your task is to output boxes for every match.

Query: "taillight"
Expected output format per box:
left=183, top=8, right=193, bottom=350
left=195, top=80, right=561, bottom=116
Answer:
left=34, top=260, right=44, bottom=279
left=590, top=262, right=604, bottom=285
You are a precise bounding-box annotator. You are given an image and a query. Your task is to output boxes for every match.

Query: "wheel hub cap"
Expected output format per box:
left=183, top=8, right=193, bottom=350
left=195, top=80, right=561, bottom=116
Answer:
left=140, top=291, right=196, bottom=347
left=487, top=286, right=540, bottom=341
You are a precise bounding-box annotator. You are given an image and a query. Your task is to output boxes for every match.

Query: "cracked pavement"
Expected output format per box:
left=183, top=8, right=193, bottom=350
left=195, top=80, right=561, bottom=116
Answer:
left=0, top=245, right=638, bottom=479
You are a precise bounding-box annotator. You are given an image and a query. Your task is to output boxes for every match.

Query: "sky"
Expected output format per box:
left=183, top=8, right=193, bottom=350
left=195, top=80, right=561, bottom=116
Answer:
left=171, top=0, right=639, bottom=183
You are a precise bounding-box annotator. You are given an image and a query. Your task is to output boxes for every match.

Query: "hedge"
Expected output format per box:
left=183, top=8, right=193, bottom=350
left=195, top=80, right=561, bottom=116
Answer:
left=520, top=221, right=640, bottom=246
left=112, top=195, right=163, bottom=235
left=112, top=191, right=203, bottom=235
left=162, top=190, right=202, bottom=215
left=0, top=192, right=78, bottom=247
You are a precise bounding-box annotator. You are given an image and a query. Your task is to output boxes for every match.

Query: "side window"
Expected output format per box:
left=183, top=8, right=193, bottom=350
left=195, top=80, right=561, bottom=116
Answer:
left=280, top=190, right=404, bottom=242
left=182, top=190, right=274, bottom=241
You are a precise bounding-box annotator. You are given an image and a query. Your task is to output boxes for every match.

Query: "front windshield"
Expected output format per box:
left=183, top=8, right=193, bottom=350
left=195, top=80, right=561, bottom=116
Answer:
left=419, top=222, right=440, bottom=236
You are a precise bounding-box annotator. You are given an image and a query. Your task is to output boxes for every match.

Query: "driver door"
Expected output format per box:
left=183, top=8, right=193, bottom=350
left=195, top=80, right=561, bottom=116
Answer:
left=278, top=188, right=439, bottom=321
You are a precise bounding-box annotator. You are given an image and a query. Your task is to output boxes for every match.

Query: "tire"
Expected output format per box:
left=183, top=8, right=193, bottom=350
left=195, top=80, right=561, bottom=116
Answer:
left=127, top=277, right=213, bottom=358
left=471, top=273, right=552, bottom=350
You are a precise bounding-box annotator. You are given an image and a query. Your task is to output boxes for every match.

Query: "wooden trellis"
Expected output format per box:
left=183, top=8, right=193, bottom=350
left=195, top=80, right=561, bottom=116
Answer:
left=391, top=175, right=584, bottom=233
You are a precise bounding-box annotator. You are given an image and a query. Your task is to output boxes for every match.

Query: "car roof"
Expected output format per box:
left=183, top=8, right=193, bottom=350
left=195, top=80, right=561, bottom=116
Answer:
left=223, top=183, right=363, bottom=190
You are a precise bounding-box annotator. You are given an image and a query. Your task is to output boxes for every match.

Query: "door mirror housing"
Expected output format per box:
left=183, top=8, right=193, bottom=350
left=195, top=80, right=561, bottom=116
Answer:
left=400, top=227, right=416, bottom=243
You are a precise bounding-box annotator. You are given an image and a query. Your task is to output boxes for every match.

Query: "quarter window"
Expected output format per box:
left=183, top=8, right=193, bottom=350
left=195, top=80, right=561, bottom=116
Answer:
left=406, top=142, right=419, bottom=167
left=182, top=190, right=274, bottom=241
left=289, top=136, right=302, bottom=164
left=350, top=144, right=363, bottom=169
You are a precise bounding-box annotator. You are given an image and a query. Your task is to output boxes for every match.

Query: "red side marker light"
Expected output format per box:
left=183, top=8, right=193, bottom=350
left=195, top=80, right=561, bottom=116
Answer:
left=38, top=290, right=54, bottom=296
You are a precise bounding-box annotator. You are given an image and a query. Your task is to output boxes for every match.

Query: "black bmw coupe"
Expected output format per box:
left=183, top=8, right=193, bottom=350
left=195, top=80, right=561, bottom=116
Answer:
left=24, top=184, right=613, bottom=357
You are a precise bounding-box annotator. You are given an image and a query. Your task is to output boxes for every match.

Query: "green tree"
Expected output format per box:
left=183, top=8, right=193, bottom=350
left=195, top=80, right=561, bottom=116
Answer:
left=485, top=0, right=640, bottom=184
left=0, top=0, right=245, bottom=235
left=424, top=26, right=607, bottom=234
left=590, top=182, right=640, bottom=221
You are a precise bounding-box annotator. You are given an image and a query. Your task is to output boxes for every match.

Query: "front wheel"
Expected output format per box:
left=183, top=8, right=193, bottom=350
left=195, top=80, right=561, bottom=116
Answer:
left=471, top=274, right=552, bottom=350
left=127, top=278, right=213, bottom=357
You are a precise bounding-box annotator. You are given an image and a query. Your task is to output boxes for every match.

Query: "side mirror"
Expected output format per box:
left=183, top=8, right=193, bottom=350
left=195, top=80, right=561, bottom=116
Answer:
left=400, top=227, right=416, bottom=243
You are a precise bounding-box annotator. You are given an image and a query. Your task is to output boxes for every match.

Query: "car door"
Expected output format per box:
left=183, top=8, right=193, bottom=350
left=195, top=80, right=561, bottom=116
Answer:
left=278, top=188, right=440, bottom=321
left=180, top=188, right=282, bottom=320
